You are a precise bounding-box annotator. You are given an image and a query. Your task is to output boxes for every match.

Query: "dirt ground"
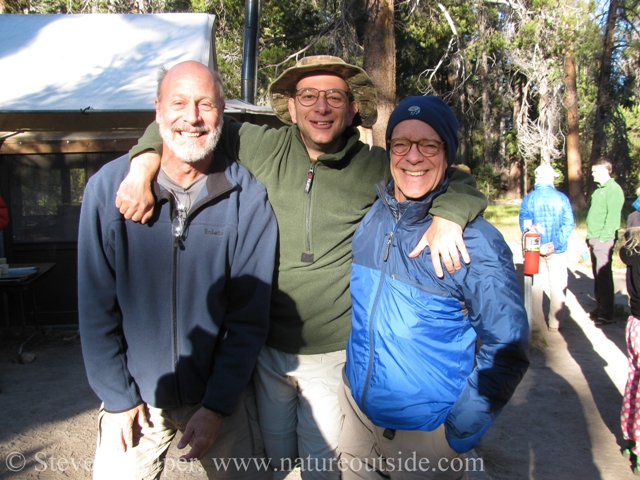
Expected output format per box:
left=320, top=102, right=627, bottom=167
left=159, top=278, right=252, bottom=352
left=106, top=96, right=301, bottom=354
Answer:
left=0, top=232, right=636, bottom=479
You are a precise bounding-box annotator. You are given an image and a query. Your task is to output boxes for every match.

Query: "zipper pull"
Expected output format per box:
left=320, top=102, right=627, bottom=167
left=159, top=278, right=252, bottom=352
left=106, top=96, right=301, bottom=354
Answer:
left=384, top=231, right=394, bottom=262
left=304, top=164, right=315, bottom=193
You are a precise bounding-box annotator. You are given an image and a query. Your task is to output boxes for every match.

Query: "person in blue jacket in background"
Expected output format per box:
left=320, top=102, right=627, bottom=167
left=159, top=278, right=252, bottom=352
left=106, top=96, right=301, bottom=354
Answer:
left=519, top=164, right=575, bottom=332
left=339, top=96, right=530, bottom=479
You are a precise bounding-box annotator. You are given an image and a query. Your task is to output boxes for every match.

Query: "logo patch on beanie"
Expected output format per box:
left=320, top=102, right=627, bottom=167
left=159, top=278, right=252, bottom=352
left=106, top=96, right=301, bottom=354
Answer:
left=408, top=106, right=421, bottom=115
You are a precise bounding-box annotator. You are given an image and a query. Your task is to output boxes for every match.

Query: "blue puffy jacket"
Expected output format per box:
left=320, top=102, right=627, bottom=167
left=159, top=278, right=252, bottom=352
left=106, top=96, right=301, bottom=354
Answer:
left=519, top=183, right=574, bottom=253
left=346, top=179, right=530, bottom=454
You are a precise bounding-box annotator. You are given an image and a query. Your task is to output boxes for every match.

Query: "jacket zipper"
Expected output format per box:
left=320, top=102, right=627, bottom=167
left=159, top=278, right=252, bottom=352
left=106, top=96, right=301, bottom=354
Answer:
left=304, top=163, right=315, bottom=194
left=304, top=163, right=316, bottom=257
left=163, top=180, right=236, bottom=406
left=172, top=234, right=182, bottom=403
left=360, top=218, right=399, bottom=414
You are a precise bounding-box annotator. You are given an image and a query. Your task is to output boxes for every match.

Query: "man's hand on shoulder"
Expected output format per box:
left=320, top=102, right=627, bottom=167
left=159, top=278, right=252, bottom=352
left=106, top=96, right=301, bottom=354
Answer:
left=101, top=403, right=150, bottom=452
left=115, top=151, right=161, bottom=224
left=410, top=216, right=470, bottom=278
left=178, top=407, right=222, bottom=460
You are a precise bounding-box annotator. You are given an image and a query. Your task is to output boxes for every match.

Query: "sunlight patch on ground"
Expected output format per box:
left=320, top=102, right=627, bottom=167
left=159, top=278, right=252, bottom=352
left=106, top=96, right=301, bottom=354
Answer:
left=564, top=283, right=627, bottom=395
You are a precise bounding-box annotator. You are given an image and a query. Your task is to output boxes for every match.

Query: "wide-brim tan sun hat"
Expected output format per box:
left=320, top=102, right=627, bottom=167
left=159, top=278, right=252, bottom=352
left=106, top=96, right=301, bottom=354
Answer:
left=268, top=55, right=378, bottom=128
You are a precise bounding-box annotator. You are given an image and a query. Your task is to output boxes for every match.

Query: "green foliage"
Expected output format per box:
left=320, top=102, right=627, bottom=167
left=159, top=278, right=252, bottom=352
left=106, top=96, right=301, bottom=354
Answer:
left=5, top=0, right=638, bottom=196
left=622, top=105, right=640, bottom=194
left=473, top=164, right=502, bottom=200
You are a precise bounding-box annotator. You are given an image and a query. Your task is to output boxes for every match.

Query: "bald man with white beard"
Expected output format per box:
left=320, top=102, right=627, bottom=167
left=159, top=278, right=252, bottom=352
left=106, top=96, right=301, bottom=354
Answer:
left=78, top=61, right=277, bottom=480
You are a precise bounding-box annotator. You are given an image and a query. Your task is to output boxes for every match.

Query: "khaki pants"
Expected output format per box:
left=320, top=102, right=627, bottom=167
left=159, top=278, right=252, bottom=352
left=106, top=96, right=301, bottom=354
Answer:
left=253, top=346, right=345, bottom=480
left=93, top=384, right=272, bottom=480
left=532, top=252, right=568, bottom=331
left=338, top=382, right=468, bottom=480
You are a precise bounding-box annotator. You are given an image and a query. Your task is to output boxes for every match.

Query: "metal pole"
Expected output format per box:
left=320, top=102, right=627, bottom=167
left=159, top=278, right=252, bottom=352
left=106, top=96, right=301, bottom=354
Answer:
left=524, top=274, right=533, bottom=333
left=241, top=0, right=260, bottom=105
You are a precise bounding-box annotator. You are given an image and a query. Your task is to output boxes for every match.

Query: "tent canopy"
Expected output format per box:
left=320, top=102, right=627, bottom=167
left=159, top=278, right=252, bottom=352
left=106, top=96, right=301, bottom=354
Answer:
left=0, top=13, right=272, bottom=116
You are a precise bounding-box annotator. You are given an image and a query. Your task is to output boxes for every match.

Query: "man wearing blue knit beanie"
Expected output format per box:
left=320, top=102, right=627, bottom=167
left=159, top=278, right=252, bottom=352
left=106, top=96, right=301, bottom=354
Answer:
left=339, top=95, right=530, bottom=479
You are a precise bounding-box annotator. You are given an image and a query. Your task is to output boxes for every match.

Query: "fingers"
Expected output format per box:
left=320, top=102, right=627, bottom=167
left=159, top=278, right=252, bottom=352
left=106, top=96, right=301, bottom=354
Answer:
left=115, top=196, right=155, bottom=224
left=449, top=249, right=462, bottom=271
left=117, top=432, right=127, bottom=452
left=413, top=216, right=472, bottom=277
left=439, top=246, right=456, bottom=275
left=177, top=427, right=206, bottom=461
left=430, top=247, right=445, bottom=278
left=457, top=238, right=471, bottom=265
left=408, top=238, right=428, bottom=259
left=122, top=420, right=135, bottom=451
left=116, top=412, right=135, bottom=452
left=137, top=405, right=151, bottom=429
left=115, top=175, right=156, bottom=224
left=180, top=441, right=206, bottom=461
left=141, top=209, right=155, bottom=225
left=438, top=239, right=467, bottom=274
left=178, top=408, right=221, bottom=461
left=177, top=426, right=193, bottom=451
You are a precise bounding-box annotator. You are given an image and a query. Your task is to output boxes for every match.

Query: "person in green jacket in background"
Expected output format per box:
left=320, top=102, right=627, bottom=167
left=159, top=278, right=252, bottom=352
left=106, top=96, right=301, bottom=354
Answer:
left=587, top=157, right=625, bottom=326
left=115, top=56, right=487, bottom=479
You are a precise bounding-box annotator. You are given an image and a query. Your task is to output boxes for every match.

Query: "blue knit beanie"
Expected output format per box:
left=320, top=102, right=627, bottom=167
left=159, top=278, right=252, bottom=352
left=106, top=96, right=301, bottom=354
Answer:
left=385, top=96, right=459, bottom=166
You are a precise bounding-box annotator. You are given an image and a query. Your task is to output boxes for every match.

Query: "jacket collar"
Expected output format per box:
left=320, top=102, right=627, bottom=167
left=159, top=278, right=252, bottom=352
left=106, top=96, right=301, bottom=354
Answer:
left=153, top=150, right=236, bottom=215
left=597, top=177, right=614, bottom=188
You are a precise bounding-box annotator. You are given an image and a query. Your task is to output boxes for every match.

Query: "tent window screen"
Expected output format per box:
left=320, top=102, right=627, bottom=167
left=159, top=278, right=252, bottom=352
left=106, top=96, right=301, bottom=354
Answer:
left=9, top=154, right=87, bottom=243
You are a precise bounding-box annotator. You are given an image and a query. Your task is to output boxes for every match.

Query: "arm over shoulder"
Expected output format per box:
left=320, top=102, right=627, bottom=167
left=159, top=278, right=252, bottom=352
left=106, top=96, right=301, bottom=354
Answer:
left=129, top=122, right=163, bottom=160
left=431, top=168, right=488, bottom=227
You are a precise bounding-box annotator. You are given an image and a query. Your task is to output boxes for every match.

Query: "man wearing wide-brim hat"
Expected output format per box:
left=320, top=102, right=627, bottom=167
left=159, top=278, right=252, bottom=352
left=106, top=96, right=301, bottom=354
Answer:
left=117, top=55, right=487, bottom=479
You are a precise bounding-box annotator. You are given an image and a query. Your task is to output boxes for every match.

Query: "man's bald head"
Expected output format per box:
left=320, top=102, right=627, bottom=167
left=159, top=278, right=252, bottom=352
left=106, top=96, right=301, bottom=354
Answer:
left=157, top=61, right=225, bottom=107
left=155, top=61, right=225, bottom=164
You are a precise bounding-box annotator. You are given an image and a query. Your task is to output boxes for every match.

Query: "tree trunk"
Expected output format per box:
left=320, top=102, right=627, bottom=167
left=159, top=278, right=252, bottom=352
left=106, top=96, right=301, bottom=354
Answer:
left=363, top=0, right=396, bottom=147
left=564, top=48, right=587, bottom=208
left=506, top=161, right=522, bottom=199
left=479, top=4, right=492, bottom=166
left=513, top=76, right=526, bottom=195
left=538, top=76, right=552, bottom=165
left=589, top=0, right=618, bottom=165
left=458, top=90, right=469, bottom=166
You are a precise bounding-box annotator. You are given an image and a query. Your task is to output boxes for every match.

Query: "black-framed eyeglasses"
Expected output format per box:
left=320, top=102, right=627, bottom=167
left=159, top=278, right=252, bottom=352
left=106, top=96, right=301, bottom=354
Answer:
left=389, top=138, right=445, bottom=158
left=294, top=88, right=351, bottom=108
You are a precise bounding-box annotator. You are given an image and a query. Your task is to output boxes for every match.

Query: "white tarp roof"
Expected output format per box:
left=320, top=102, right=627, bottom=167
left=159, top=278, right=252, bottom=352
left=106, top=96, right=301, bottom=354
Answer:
left=0, top=13, right=273, bottom=116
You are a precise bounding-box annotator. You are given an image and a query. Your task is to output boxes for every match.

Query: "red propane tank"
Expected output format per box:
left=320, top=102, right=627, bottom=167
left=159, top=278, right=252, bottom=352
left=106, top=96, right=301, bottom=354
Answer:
left=523, top=229, right=541, bottom=275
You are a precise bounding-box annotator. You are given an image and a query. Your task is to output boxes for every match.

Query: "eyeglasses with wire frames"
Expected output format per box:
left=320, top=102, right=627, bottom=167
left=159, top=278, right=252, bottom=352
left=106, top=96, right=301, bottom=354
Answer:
left=389, top=138, right=445, bottom=158
left=170, top=190, right=190, bottom=240
left=294, top=88, right=352, bottom=108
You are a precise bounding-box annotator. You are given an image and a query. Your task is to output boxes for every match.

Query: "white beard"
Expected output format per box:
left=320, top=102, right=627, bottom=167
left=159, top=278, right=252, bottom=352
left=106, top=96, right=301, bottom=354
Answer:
left=158, top=115, right=223, bottom=164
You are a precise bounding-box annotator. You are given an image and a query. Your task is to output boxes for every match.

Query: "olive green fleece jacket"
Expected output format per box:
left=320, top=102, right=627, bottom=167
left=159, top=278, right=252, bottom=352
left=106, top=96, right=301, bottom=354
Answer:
left=130, top=117, right=488, bottom=354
